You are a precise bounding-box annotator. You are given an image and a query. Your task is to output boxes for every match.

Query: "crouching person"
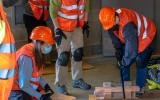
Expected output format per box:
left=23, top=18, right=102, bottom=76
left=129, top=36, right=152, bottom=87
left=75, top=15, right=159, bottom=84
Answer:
left=9, top=26, right=55, bottom=100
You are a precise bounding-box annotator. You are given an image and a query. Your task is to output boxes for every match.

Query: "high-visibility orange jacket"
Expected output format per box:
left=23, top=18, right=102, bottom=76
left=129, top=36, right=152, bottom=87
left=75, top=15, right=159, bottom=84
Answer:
left=0, top=3, right=16, bottom=100
left=114, top=8, right=156, bottom=53
left=29, top=0, right=49, bottom=21
left=57, top=0, right=86, bottom=32
left=12, top=43, right=43, bottom=91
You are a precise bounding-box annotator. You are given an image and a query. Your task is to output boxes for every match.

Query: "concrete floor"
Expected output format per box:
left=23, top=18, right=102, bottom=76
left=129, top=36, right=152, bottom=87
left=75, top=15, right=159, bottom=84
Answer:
left=42, top=56, right=158, bottom=100
left=43, top=57, right=125, bottom=100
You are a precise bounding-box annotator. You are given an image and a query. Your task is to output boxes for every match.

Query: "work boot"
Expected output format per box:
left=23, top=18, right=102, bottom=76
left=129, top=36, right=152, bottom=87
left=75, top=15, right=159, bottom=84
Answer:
left=135, top=92, right=144, bottom=97
left=72, top=79, right=91, bottom=90
left=55, top=85, right=69, bottom=95
left=136, top=87, right=146, bottom=97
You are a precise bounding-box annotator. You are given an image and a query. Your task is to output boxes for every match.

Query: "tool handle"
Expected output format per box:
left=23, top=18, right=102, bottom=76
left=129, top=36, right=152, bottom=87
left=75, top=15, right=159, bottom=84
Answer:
left=120, top=68, right=126, bottom=99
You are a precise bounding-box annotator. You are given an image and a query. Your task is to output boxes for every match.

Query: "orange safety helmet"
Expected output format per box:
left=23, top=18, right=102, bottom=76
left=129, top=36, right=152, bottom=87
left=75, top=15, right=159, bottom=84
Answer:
left=99, top=6, right=116, bottom=30
left=30, top=26, right=55, bottom=44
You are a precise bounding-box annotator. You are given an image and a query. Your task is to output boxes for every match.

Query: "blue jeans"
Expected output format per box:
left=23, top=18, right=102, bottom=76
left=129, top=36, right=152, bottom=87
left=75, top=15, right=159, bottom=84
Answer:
left=122, top=43, right=154, bottom=88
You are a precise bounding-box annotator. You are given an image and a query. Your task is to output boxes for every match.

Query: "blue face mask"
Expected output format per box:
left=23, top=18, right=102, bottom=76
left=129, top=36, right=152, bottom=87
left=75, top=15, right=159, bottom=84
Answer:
left=41, top=43, right=52, bottom=54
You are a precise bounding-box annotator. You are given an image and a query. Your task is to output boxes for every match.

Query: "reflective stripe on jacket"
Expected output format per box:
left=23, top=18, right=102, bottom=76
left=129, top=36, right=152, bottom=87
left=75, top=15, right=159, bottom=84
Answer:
left=29, top=0, right=49, bottom=21
left=0, top=4, right=16, bottom=79
left=57, top=0, right=86, bottom=32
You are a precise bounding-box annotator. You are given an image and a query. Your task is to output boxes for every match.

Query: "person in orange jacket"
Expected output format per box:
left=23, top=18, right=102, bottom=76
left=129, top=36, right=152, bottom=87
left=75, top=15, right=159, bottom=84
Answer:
left=9, top=26, right=55, bottom=100
left=49, top=0, right=91, bottom=94
left=0, top=0, right=18, bottom=100
left=22, top=0, right=49, bottom=43
left=22, top=0, right=52, bottom=65
left=99, top=6, right=156, bottom=96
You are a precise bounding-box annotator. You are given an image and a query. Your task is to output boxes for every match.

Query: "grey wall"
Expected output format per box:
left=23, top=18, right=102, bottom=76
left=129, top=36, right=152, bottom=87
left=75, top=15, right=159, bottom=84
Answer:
left=5, top=3, right=28, bottom=50
left=83, top=0, right=102, bottom=56
left=5, top=0, right=160, bottom=57
left=102, top=0, right=158, bottom=56
left=155, top=0, right=160, bottom=52
left=5, top=0, right=103, bottom=57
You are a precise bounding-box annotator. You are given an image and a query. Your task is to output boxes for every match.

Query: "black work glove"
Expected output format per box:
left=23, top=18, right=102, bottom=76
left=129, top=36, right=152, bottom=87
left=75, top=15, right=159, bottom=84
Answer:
left=115, top=48, right=123, bottom=69
left=118, top=61, right=125, bottom=69
left=115, top=49, right=123, bottom=61
left=55, top=28, right=67, bottom=46
left=120, top=64, right=125, bottom=69
left=40, top=93, right=52, bottom=100
left=82, top=21, right=90, bottom=38
left=44, top=84, right=54, bottom=93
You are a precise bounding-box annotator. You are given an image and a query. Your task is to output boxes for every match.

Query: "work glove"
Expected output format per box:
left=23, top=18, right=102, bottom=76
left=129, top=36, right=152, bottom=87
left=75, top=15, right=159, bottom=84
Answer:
left=55, top=28, right=67, bottom=46
left=44, top=84, right=54, bottom=93
left=120, top=64, right=125, bottom=69
left=115, top=48, right=123, bottom=69
left=40, top=93, right=52, bottom=100
left=82, top=21, right=90, bottom=38
left=117, top=61, right=125, bottom=69
left=115, top=49, right=123, bottom=62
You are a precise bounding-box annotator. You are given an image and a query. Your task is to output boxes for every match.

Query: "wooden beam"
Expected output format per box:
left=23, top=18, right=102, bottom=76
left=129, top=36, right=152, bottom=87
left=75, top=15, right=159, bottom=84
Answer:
left=51, top=93, right=76, bottom=100
left=89, top=95, right=96, bottom=100
left=95, top=86, right=140, bottom=93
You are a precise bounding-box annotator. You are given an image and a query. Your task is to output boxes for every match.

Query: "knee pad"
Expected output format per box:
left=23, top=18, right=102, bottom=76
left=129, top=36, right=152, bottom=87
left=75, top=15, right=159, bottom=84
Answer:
left=57, top=52, right=70, bottom=66
left=73, top=48, right=83, bottom=61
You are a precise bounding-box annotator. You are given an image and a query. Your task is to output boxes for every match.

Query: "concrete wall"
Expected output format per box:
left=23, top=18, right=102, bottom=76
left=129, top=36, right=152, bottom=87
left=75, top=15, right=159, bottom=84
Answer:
left=5, top=0, right=160, bottom=57
left=155, top=0, right=160, bottom=52
left=5, top=4, right=28, bottom=50
left=5, top=0, right=103, bottom=57
left=83, top=0, right=102, bottom=56
left=101, top=0, right=158, bottom=56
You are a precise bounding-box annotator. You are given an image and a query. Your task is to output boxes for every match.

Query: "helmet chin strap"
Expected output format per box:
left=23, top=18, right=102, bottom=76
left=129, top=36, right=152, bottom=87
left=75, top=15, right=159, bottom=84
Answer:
left=115, top=16, right=119, bottom=25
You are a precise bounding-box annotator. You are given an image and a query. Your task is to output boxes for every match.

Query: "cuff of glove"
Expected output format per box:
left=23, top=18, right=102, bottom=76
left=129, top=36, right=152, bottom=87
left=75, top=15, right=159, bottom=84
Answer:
left=55, top=28, right=62, bottom=34
left=45, top=84, right=50, bottom=90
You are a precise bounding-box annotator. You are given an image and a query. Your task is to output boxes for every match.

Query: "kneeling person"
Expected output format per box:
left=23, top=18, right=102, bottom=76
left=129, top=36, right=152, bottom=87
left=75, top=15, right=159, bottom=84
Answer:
left=9, top=26, right=55, bottom=100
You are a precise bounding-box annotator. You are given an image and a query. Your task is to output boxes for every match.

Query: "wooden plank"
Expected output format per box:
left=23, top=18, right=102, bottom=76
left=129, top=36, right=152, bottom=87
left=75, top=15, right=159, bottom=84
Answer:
left=132, top=92, right=136, bottom=98
left=103, top=81, right=132, bottom=87
left=103, top=82, right=112, bottom=98
left=103, top=82, right=111, bottom=87
left=94, top=86, right=140, bottom=99
left=125, top=91, right=132, bottom=99
left=94, top=81, right=140, bottom=99
left=124, top=81, right=132, bottom=86
left=89, top=95, right=96, bottom=100
left=51, top=93, right=76, bottom=100
left=95, top=86, right=140, bottom=93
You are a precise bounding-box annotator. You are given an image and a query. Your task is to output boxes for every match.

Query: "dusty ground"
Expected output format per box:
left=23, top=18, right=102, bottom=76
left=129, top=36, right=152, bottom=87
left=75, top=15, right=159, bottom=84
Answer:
left=43, top=56, right=160, bottom=100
